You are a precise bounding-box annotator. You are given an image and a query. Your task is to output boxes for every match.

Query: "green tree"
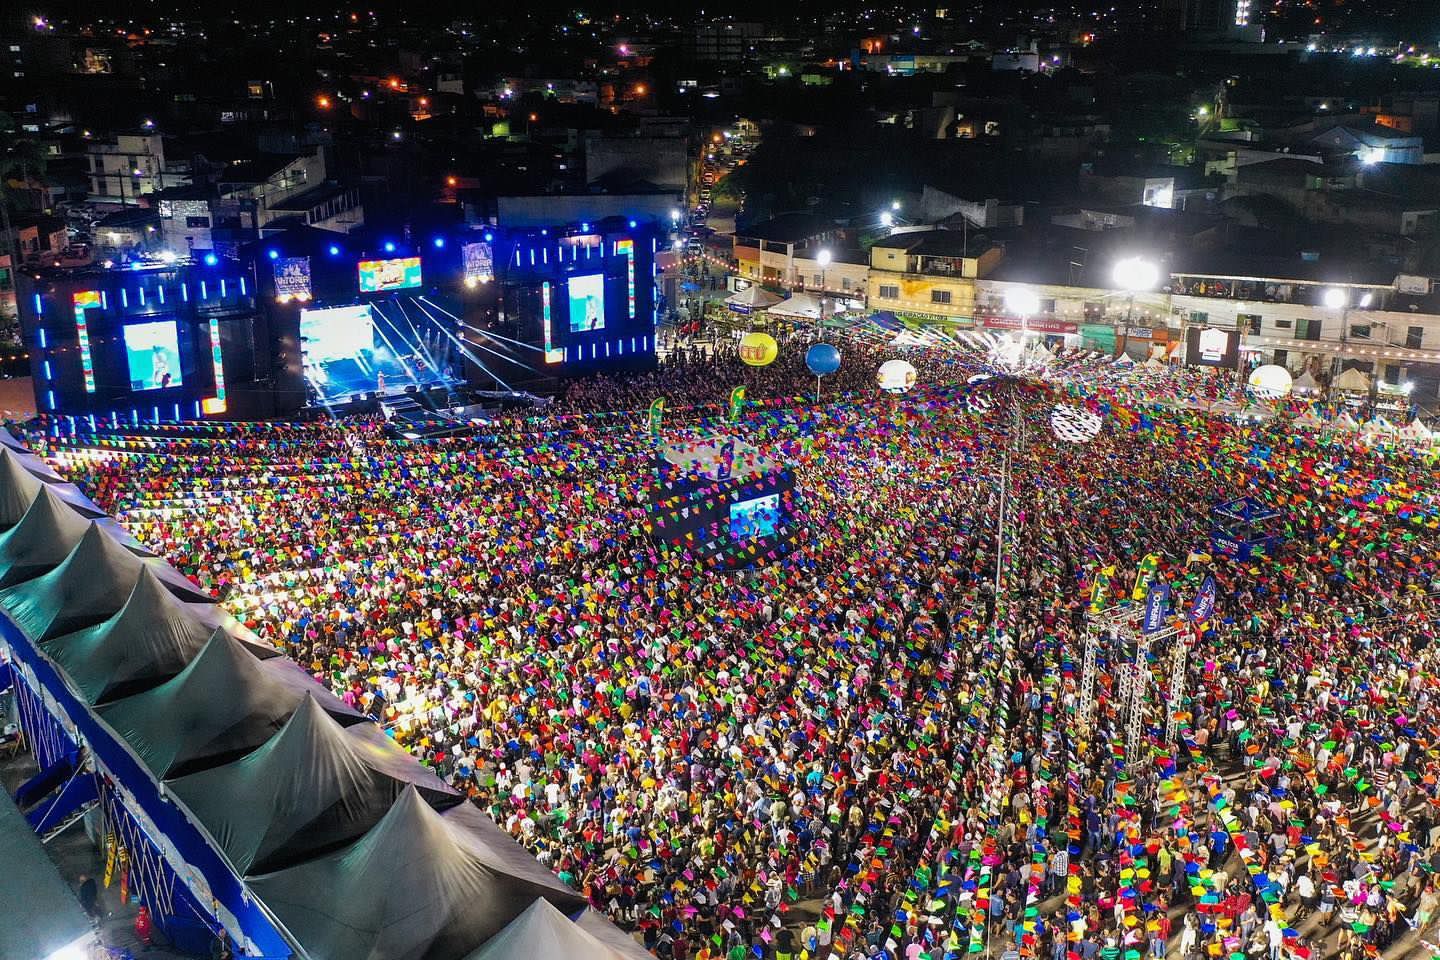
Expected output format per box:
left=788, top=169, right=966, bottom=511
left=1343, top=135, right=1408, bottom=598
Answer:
left=0, top=112, right=49, bottom=268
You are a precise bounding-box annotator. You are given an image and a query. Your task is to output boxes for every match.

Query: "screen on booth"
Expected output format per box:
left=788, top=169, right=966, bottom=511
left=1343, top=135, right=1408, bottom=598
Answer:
left=567, top=273, right=606, bottom=333
left=357, top=256, right=422, bottom=293
left=123, top=321, right=183, bottom=391
left=729, top=493, right=780, bottom=541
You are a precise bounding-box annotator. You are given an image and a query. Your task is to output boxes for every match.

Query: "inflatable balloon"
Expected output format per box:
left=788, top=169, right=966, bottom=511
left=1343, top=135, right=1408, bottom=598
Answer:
left=806, top=343, right=841, bottom=376
left=1050, top=404, right=1103, bottom=443
left=1247, top=364, right=1293, bottom=401
left=877, top=359, right=917, bottom=394
left=738, top=332, right=778, bottom=367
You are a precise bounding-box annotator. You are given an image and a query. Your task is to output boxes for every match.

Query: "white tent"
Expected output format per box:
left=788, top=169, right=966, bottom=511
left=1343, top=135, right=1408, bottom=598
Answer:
left=1400, top=419, right=1432, bottom=444
left=1361, top=416, right=1397, bottom=438
left=723, top=285, right=781, bottom=312
left=1332, top=367, right=1372, bottom=394
left=767, top=292, right=826, bottom=320
left=1292, top=370, right=1320, bottom=394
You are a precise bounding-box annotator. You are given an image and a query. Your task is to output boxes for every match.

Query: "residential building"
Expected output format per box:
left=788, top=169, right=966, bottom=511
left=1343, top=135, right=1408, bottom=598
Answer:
left=86, top=134, right=168, bottom=205
left=866, top=230, right=1004, bottom=323
left=733, top=214, right=842, bottom=287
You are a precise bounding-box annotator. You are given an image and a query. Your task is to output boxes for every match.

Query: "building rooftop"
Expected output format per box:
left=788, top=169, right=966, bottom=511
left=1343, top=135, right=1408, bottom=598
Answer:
left=268, top=181, right=352, bottom=212
left=735, top=213, right=836, bottom=244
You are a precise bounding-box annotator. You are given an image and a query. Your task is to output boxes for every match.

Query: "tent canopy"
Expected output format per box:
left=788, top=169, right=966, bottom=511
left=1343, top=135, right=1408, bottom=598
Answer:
left=0, top=523, right=212, bottom=644
left=97, top=628, right=364, bottom=779
left=724, top=285, right=781, bottom=309
left=170, top=695, right=461, bottom=877
left=767, top=292, right=825, bottom=319
left=462, top=900, right=648, bottom=960
left=1292, top=370, right=1320, bottom=394
left=44, top=566, right=272, bottom=705
left=0, top=486, right=97, bottom=588
left=1332, top=367, right=1371, bottom=393
left=250, top=787, right=588, bottom=960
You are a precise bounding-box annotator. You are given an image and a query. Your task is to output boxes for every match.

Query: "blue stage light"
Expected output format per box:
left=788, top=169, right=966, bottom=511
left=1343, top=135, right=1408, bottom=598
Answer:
left=483, top=232, right=493, bottom=242
left=203, top=253, right=218, bottom=266
left=383, top=241, right=396, bottom=253
left=266, top=248, right=279, bottom=260
left=433, top=236, right=446, bottom=249
left=628, top=219, right=637, bottom=228
left=328, top=244, right=341, bottom=256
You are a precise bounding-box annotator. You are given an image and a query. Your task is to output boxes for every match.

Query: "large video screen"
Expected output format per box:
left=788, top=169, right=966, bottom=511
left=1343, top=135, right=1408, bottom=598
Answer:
left=1185, top=326, right=1240, bottom=368
left=300, top=303, right=456, bottom=403
left=357, top=257, right=422, bottom=293
left=729, top=493, right=780, bottom=541
left=122, top=321, right=183, bottom=391
left=568, top=273, right=606, bottom=333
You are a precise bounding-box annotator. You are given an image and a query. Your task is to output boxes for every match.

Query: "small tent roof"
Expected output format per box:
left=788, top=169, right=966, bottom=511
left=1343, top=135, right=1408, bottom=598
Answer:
left=44, top=567, right=272, bottom=705
left=461, top=899, right=643, bottom=960
left=249, top=787, right=588, bottom=960
left=0, top=523, right=212, bottom=643
left=169, top=695, right=460, bottom=877
left=724, top=285, right=781, bottom=309
left=1292, top=370, right=1320, bottom=393
left=767, top=292, right=825, bottom=319
left=0, top=486, right=96, bottom=588
left=1332, top=367, right=1371, bottom=393
left=97, top=628, right=364, bottom=779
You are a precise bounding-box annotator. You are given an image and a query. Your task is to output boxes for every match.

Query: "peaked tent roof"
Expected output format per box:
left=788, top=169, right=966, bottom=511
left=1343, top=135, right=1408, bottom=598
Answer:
left=0, top=486, right=96, bottom=588
left=1332, top=367, right=1371, bottom=393
left=169, top=695, right=461, bottom=877
left=0, top=448, right=48, bottom=531
left=461, top=899, right=639, bottom=960
left=574, top=910, right=655, bottom=960
left=97, top=628, right=364, bottom=779
left=724, top=284, right=782, bottom=309
left=0, top=443, right=107, bottom=516
left=249, top=787, right=588, bottom=960
left=1292, top=370, right=1320, bottom=393
left=43, top=566, right=272, bottom=705
left=766, top=292, right=825, bottom=319
left=0, top=523, right=213, bottom=643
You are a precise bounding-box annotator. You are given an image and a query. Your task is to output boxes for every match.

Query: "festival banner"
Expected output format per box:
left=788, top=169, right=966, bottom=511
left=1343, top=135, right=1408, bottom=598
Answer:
left=647, top=398, right=665, bottom=438
left=1142, top=582, right=1171, bottom=633
left=1089, top=565, right=1114, bottom=613
left=1187, top=575, right=1216, bottom=623
left=1130, top=552, right=1160, bottom=600
left=727, top=385, right=747, bottom=424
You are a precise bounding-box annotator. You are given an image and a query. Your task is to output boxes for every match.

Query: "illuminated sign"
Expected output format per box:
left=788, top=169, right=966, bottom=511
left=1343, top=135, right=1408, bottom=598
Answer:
left=357, top=256, right=422, bottom=292
left=207, top=316, right=226, bottom=412
left=461, top=242, right=493, bottom=286
left=274, top=256, right=312, bottom=302
left=541, top=282, right=562, bottom=364
left=617, top=238, right=636, bottom=319
left=73, top=291, right=101, bottom=393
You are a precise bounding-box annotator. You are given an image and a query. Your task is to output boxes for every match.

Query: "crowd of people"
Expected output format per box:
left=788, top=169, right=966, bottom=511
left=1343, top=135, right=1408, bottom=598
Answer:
left=30, top=339, right=1440, bottom=960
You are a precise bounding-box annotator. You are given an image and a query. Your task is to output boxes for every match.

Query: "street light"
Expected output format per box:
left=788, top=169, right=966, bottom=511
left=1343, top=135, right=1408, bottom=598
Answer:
left=1323, top=288, right=1350, bottom=391
left=1323, top=287, right=1348, bottom=309
left=880, top=211, right=894, bottom=228
left=815, top=249, right=833, bottom=342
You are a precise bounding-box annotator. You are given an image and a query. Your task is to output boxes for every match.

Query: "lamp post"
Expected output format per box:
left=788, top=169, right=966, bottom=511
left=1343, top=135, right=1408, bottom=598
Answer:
left=814, top=248, right=832, bottom=401
left=1324, top=286, right=1348, bottom=397
left=1005, top=286, right=1042, bottom=360
left=1112, top=257, right=1160, bottom=360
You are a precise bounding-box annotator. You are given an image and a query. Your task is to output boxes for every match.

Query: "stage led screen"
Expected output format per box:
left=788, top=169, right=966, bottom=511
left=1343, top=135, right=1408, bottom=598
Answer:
left=123, top=321, right=182, bottom=391
left=1185, top=326, right=1240, bottom=369
left=729, top=493, right=780, bottom=541
left=357, top=257, right=422, bottom=293
left=300, top=303, right=456, bottom=403
left=568, top=273, right=606, bottom=333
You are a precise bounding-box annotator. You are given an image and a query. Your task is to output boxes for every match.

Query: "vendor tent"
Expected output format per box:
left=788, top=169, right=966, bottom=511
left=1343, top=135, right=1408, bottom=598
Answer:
left=249, top=787, right=589, bottom=960
left=170, top=695, right=461, bottom=876
left=723, top=285, right=781, bottom=312
left=1332, top=367, right=1371, bottom=393
left=1292, top=370, right=1320, bottom=394
left=0, top=523, right=212, bottom=643
left=97, top=628, right=365, bottom=779
left=462, top=900, right=646, bottom=960
left=0, top=486, right=96, bottom=588
left=44, top=566, right=271, bottom=705
left=767, top=292, right=825, bottom=320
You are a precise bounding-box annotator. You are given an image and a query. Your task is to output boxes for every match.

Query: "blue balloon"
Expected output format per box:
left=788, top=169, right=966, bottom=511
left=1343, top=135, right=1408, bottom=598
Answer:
left=806, top=343, right=841, bottom=376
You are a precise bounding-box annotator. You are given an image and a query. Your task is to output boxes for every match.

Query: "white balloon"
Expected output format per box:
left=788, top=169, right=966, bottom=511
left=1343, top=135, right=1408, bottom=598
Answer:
left=1247, top=364, right=1293, bottom=400
left=877, top=359, right=918, bottom=394
left=1050, top=404, right=1103, bottom=443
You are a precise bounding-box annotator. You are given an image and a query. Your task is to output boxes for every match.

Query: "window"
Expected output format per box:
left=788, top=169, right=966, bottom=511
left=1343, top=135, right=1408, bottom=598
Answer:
left=185, top=216, right=210, bottom=228
left=1384, top=364, right=1401, bottom=385
left=1296, top=318, right=1321, bottom=341
left=841, top=277, right=852, bottom=290
left=1349, top=324, right=1371, bottom=340
left=1273, top=348, right=1288, bottom=367
left=812, top=274, right=823, bottom=287
left=1239, top=313, right=1262, bottom=335
left=931, top=289, right=952, bottom=305
left=878, top=284, right=900, bottom=299
left=1040, top=298, right=1056, bottom=315
left=1274, top=318, right=1292, bottom=329
left=1408, top=326, right=1423, bottom=349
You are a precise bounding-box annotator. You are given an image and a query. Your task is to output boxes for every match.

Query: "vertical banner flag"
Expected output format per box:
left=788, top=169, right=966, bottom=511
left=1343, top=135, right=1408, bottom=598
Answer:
left=1142, top=582, right=1171, bottom=634
left=647, top=398, right=666, bottom=438
left=1187, top=575, right=1217, bottom=623
left=727, top=385, right=747, bottom=424
left=717, top=439, right=737, bottom=480
left=1089, top=565, right=1115, bottom=613
left=1131, top=552, right=1160, bottom=600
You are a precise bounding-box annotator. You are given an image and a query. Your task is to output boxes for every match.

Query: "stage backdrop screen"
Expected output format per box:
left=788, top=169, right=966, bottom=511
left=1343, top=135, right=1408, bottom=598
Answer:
left=567, top=273, right=606, bottom=333
left=123, top=321, right=183, bottom=391
left=301, top=304, right=374, bottom=362
left=357, top=257, right=422, bottom=293
left=1185, top=326, right=1240, bottom=368
left=729, top=493, right=780, bottom=540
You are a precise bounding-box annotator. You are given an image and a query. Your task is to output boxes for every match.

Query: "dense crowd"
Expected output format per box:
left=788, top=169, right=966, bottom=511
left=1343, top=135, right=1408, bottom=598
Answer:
left=31, top=343, right=1440, bottom=960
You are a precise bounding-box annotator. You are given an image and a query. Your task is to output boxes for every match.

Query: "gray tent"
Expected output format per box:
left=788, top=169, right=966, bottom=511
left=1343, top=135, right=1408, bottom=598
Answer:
left=44, top=566, right=274, bottom=705
left=0, top=523, right=213, bottom=643
left=0, top=442, right=108, bottom=515
left=575, top=910, right=654, bottom=960
left=249, top=787, right=588, bottom=960
left=461, top=899, right=648, bottom=960
left=97, top=628, right=364, bottom=779
left=0, top=486, right=96, bottom=588
left=169, top=695, right=461, bottom=876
